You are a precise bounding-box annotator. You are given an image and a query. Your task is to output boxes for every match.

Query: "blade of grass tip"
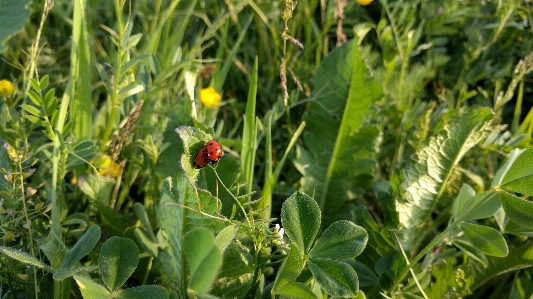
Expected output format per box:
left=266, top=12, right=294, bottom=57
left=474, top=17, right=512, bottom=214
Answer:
left=512, top=81, right=523, bottom=133
left=242, top=57, right=258, bottom=197
left=260, top=121, right=306, bottom=220
left=70, top=0, right=92, bottom=140
left=212, top=15, right=254, bottom=92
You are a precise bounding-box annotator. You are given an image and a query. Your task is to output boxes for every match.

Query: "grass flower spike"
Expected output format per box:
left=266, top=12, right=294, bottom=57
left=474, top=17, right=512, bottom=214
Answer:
left=0, top=79, right=15, bottom=97
left=199, top=86, right=221, bottom=107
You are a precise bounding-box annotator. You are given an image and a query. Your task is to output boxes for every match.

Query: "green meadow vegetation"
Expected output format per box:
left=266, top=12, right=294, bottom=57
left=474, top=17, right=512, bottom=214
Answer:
left=2, top=0, right=533, bottom=298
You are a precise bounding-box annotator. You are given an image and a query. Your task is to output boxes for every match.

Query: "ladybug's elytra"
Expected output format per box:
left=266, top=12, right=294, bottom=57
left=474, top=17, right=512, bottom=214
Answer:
left=194, top=140, right=223, bottom=169
left=205, top=140, right=223, bottom=163
left=194, top=147, right=209, bottom=168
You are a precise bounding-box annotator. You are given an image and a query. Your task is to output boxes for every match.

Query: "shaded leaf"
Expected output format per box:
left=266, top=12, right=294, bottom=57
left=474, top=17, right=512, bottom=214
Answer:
left=183, top=228, right=222, bottom=294
left=273, top=243, right=304, bottom=292
left=281, top=191, right=321, bottom=254
left=460, top=222, right=508, bottom=257
left=62, top=225, right=101, bottom=269
left=113, top=285, right=168, bottom=299
left=0, top=0, right=31, bottom=53
left=500, top=191, right=533, bottom=228
left=308, top=257, right=359, bottom=297
left=99, top=237, right=139, bottom=291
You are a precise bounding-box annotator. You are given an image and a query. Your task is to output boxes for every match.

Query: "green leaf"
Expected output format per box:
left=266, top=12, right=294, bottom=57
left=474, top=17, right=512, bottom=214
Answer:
left=214, top=224, right=238, bottom=253
left=24, top=115, right=46, bottom=127
left=117, top=83, right=145, bottom=101
left=77, top=174, right=115, bottom=205
left=493, top=148, right=533, bottom=196
left=66, top=139, right=96, bottom=170
left=155, top=176, right=226, bottom=297
left=471, top=242, right=533, bottom=291
left=70, top=0, right=92, bottom=140
left=0, top=0, right=31, bottom=53
left=294, top=39, right=382, bottom=227
left=175, top=126, right=213, bottom=177
left=21, top=104, right=44, bottom=118
left=309, top=220, right=368, bottom=260
left=500, top=191, right=533, bottom=229
left=241, top=56, right=258, bottom=195
left=53, top=265, right=99, bottom=281
left=210, top=242, right=255, bottom=298
left=281, top=191, right=321, bottom=254
left=275, top=282, right=318, bottom=299
left=344, top=260, right=378, bottom=287
left=0, top=246, right=54, bottom=273
left=183, top=228, right=222, bottom=294
left=74, top=275, right=110, bottom=299
left=99, top=237, right=139, bottom=292
left=460, top=222, right=508, bottom=257
left=113, top=285, right=168, bottom=299
left=273, top=243, right=305, bottom=292
left=424, top=259, right=472, bottom=299
left=27, top=90, right=43, bottom=106
left=451, top=235, right=488, bottom=267
left=308, top=257, right=359, bottom=297
left=396, top=108, right=493, bottom=250
left=62, top=225, right=101, bottom=269
left=452, top=185, right=501, bottom=221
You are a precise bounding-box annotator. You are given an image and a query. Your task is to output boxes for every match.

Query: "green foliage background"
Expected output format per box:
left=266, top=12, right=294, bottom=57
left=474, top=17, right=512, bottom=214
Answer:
left=2, top=0, right=533, bottom=298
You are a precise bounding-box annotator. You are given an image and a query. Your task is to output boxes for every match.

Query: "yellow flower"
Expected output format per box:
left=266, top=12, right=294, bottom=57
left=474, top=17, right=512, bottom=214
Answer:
left=0, top=79, right=15, bottom=97
left=199, top=87, right=221, bottom=107
left=356, top=0, right=373, bottom=5
left=91, top=154, right=122, bottom=178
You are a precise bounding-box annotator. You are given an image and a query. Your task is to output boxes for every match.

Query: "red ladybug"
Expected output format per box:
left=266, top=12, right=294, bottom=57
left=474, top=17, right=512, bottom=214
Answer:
left=194, top=147, right=209, bottom=168
left=205, top=140, right=223, bottom=163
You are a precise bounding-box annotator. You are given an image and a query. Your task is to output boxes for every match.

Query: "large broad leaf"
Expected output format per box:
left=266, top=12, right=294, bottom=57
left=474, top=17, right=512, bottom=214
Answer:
left=0, top=0, right=31, bottom=53
left=293, top=38, right=383, bottom=228
left=492, top=148, right=533, bottom=197
left=183, top=228, right=222, bottom=294
left=309, top=220, right=368, bottom=260
left=281, top=191, right=321, bottom=254
left=396, top=108, right=493, bottom=250
left=155, top=176, right=227, bottom=296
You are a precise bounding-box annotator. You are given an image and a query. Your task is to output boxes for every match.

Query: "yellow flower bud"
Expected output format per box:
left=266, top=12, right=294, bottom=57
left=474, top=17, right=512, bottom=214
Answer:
left=199, top=87, right=221, bottom=107
left=356, top=0, right=373, bottom=5
left=0, top=79, right=15, bottom=97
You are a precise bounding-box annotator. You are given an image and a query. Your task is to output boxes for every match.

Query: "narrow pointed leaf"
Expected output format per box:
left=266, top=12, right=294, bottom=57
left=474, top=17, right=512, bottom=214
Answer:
left=452, top=236, right=488, bottom=267
left=62, top=224, right=101, bottom=269
left=460, top=222, right=508, bottom=257
left=281, top=191, right=321, bottom=254
left=309, top=220, right=368, bottom=260
left=308, top=257, right=359, bottom=297
left=452, top=187, right=501, bottom=221
left=397, top=108, right=493, bottom=249
left=0, top=246, right=54, bottom=273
